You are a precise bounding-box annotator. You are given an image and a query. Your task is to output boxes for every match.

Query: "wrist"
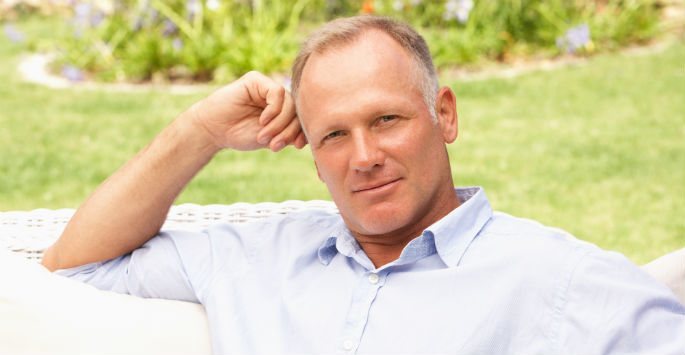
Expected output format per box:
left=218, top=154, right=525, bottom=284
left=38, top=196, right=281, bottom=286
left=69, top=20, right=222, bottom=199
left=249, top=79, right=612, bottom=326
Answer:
left=175, top=103, right=224, bottom=157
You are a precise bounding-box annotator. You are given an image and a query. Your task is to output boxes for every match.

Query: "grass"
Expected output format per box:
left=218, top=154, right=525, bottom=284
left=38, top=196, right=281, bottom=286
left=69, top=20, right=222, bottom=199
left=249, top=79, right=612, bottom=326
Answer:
left=1, top=16, right=683, bottom=263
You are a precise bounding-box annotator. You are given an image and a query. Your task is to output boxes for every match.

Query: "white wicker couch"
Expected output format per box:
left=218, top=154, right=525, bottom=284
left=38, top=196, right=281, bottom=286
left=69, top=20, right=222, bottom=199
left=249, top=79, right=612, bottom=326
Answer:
left=0, top=201, right=339, bottom=263
left=0, top=201, right=683, bottom=355
left=0, top=201, right=337, bottom=355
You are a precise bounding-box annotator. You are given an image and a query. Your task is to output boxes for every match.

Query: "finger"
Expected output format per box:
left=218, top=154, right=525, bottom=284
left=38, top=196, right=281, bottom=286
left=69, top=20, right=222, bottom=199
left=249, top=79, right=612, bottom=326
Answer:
left=269, top=115, right=302, bottom=152
left=255, top=78, right=285, bottom=126
left=293, top=131, right=307, bottom=149
left=257, top=92, right=296, bottom=145
left=258, top=85, right=285, bottom=126
left=241, top=71, right=285, bottom=127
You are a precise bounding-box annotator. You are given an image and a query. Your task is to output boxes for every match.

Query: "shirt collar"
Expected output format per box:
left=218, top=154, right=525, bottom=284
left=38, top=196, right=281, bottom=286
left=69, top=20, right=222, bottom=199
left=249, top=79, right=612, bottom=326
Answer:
left=429, top=187, right=492, bottom=267
left=318, top=221, right=364, bottom=266
left=317, top=187, right=493, bottom=267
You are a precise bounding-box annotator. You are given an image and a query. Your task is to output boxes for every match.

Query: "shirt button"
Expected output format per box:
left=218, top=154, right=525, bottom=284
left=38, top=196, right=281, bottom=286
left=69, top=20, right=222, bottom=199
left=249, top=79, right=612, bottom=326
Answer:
left=342, top=339, right=355, bottom=351
left=368, top=273, right=380, bottom=284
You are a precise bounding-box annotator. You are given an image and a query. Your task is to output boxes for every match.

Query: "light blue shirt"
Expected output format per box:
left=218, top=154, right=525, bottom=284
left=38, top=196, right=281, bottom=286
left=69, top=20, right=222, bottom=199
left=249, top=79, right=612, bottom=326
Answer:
left=58, top=187, right=685, bottom=354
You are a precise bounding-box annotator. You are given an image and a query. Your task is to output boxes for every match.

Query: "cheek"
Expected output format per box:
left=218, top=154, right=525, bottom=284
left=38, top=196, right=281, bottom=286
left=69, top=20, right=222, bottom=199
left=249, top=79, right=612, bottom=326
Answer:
left=393, top=125, right=432, bottom=158
left=313, top=151, right=346, bottom=185
left=396, top=126, right=445, bottom=173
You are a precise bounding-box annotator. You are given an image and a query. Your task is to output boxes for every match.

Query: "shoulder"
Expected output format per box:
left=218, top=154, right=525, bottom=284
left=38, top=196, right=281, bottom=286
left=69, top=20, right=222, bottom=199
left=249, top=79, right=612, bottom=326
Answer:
left=204, top=208, right=341, bottom=241
left=174, top=208, right=341, bottom=263
left=163, top=208, right=341, bottom=246
left=462, top=211, right=655, bottom=301
left=465, top=211, right=594, bottom=270
left=465, top=212, right=685, bottom=350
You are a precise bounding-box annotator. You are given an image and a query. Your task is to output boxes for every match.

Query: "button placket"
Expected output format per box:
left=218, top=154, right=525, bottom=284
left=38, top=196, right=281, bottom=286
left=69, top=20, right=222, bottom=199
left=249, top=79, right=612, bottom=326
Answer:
left=337, top=271, right=387, bottom=353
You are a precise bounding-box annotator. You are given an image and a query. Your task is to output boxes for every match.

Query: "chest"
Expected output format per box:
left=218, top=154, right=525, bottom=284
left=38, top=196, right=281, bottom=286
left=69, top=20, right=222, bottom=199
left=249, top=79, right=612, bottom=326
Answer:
left=201, top=257, right=555, bottom=354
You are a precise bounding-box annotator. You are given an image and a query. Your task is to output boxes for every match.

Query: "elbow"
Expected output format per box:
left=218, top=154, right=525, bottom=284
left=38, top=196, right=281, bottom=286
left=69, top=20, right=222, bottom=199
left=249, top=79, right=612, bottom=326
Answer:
left=41, top=245, right=61, bottom=272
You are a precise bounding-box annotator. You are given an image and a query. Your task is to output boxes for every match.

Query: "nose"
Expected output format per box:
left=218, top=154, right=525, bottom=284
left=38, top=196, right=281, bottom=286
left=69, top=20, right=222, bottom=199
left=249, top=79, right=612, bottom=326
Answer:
left=349, top=132, right=385, bottom=172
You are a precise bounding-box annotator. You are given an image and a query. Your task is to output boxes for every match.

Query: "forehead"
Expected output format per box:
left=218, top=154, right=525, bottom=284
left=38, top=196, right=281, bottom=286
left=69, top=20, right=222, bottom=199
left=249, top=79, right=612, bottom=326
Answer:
left=296, top=30, right=423, bottom=129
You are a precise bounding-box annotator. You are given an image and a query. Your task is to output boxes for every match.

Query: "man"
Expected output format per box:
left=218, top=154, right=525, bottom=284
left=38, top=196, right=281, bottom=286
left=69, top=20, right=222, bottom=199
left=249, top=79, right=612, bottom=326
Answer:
left=42, top=16, right=684, bottom=354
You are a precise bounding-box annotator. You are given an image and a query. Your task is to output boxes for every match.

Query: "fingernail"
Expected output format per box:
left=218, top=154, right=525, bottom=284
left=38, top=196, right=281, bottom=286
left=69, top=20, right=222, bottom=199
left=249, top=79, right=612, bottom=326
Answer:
left=258, top=135, right=271, bottom=145
left=272, top=141, right=285, bottom=151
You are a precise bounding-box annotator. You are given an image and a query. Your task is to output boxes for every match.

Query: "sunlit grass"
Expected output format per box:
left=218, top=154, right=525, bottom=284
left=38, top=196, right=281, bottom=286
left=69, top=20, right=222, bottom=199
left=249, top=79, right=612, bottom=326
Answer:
left=1, top=17, right=683, bottom=263
left=450, top=41, right=685, bottom=263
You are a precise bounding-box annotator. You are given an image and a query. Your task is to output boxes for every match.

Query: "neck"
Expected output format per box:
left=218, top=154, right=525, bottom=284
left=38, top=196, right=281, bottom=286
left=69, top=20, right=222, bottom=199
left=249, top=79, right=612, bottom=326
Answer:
left=354, top=188, right=460, bottom=268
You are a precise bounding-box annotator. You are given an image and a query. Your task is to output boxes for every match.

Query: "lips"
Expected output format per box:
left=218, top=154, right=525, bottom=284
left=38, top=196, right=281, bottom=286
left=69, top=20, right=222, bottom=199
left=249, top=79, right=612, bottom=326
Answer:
left=351, top=178, right=401, bottom=193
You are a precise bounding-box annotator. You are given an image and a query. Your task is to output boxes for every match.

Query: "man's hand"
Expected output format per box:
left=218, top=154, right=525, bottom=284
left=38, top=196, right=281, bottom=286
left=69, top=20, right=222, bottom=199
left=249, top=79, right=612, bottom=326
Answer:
left=41, top=72, right=304, bottom=271
left=190, top=71, right=306, bottom=152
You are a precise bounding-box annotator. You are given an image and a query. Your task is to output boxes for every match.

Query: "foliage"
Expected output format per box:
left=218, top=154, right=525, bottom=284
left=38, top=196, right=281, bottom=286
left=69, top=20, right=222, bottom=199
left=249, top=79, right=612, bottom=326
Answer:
left=35, top=0, right=664, bottom=83
left=379, top=0, right=660, bottom=66
left=52, top=0, right=309, bottom=82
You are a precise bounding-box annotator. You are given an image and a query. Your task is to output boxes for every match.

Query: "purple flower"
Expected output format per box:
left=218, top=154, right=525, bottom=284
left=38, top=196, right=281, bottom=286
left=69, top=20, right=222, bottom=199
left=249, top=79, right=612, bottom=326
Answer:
left=74, top=2, right=91, bottom=19
left=556, top=24, right=591, bottom=54
left=186, top=0, right=201, bottom=20
left=148, top=8, right=159, bottom=23
left=131, top=0, right=152, bottom=32
left=567, top=24, right=590, bottom=50
left=62, top=65, right=85, bottom=82
left=3, top=24, right=25, bottom=43
left=70, top=1, right=106, bottom=33
left=163, top=20, right=178, bottom=37
left=172, top=37, right=183, bottom=51
left=90, top=10, right=105, bottom=27
left=131, top=15, right=144, bottom=31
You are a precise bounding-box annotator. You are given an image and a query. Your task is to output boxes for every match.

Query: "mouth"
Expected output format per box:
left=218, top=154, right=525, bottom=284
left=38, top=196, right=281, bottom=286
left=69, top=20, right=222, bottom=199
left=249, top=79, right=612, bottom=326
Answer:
left=352, top=178, right=401, bottom=193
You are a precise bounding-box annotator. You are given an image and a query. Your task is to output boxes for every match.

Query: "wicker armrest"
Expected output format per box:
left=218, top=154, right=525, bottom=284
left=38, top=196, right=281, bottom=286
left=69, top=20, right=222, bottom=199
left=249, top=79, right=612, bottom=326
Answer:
left=0, top=201, right=338, bottom=263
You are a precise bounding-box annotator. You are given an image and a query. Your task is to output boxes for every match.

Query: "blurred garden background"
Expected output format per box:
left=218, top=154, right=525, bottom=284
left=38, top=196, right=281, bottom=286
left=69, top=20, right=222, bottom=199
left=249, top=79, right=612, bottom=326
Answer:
left=0, top=0, right=683, bottom=263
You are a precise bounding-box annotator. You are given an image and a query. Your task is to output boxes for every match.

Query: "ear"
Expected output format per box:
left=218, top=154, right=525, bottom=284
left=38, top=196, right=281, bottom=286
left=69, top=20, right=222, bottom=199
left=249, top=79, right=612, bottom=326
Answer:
left=435, top=87, right=458, bottom=143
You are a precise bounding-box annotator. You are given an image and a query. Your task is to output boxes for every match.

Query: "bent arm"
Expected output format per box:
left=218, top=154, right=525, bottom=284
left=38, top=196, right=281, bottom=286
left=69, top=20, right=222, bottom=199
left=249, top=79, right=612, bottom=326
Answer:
left=42, top=114, right=218, bottom=271
left=42, top=72, right=304, bottom=271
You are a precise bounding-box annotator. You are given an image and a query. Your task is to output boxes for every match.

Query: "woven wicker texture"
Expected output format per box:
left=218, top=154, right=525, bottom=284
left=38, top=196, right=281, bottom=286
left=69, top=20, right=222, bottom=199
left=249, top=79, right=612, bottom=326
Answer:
left=0, top=201, right=338, bottom=263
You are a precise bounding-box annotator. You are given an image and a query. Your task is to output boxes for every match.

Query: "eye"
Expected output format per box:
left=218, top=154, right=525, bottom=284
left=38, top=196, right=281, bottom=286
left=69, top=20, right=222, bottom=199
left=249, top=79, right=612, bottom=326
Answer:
left=323, top=130, right=344, bottom=141
left=379, top=115, right=397, bottom=123
left=377, top=115, right=401, bottom=127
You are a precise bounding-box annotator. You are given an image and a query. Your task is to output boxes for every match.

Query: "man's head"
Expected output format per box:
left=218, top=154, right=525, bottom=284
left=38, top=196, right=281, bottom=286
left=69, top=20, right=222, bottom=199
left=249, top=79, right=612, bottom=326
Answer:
left=291, top=16, right=439, bottom=121
left=293, top=16, right=460, bottom=242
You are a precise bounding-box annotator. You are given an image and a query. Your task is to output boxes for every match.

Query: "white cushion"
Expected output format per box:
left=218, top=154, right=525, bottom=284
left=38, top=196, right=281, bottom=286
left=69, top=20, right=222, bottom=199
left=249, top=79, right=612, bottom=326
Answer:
left=0, top=249, right=211, bottom=355
left=642, top=247, right=685, bottom=305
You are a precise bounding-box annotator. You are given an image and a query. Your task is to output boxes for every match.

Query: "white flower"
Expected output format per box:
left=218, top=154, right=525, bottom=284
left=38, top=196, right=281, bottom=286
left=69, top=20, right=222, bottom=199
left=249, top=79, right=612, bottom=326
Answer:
left=207, top=0, right=221, bottom=11
left=392, top=0, right=403, bottom=11
left=445, top=0, right=473, bottom=24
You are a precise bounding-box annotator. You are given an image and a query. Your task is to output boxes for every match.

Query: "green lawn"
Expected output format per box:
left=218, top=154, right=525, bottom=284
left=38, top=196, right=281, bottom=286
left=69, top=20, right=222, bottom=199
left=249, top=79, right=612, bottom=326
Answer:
left=1, top=17, right=683, bottom=263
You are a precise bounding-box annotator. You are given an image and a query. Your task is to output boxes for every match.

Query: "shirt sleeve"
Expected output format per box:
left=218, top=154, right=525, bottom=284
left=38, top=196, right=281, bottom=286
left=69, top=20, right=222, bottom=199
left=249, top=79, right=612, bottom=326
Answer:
left=54, top=229, right=215, bottom=304
left=554, top=248, right=685, bottom=354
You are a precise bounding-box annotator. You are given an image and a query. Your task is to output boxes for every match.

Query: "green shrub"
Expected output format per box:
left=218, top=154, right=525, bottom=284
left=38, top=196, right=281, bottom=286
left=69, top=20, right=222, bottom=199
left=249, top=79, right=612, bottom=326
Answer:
left=382, top=0, right=660, bottom=66
left=54, top=0, right=309, bottom=82
left=50, top=0, right=662, bottom=83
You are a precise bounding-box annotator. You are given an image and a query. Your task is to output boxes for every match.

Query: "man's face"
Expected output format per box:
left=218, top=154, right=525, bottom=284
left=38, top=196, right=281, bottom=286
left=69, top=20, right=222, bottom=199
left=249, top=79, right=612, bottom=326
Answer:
left=296, top=31, right=458, bottom=239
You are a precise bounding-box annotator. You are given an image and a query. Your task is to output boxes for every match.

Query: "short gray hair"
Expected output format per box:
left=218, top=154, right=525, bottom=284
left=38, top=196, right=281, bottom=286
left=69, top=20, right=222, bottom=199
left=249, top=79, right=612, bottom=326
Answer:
left=291, top=15, right=439, bottom=120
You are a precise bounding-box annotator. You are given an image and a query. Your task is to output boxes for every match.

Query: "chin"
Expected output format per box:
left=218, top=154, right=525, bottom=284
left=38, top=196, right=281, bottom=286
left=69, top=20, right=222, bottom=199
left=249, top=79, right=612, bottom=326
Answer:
left=349, top=202, right=411, bottom=236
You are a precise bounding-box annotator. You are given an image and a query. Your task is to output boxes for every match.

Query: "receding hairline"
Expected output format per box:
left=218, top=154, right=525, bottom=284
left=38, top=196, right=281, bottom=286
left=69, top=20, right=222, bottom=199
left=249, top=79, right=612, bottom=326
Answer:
left=291, top=16, right=437, bottom=97
left=298, top=29, right=422, bottom=85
